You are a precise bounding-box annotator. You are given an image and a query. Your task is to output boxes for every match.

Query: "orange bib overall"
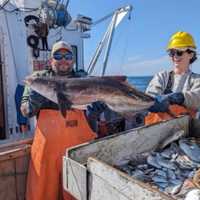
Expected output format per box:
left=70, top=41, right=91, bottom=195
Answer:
left=26, top=109, right=96, bottom=200
left=145, top=105, right=196, bottom=125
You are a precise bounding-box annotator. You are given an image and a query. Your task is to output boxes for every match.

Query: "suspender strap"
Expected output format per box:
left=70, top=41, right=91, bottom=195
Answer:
left=164, top=71, right=174, bottom=94
left=188, top=72, right=193, bottom=89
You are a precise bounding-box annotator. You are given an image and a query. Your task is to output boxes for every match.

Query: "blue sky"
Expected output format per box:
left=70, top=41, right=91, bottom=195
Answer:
left=69, top=0, right=200, bottom=76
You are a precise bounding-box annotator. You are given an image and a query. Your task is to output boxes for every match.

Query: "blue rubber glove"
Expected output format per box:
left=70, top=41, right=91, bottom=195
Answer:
left=87, top=101, right=108, bottom=120
left=148, top=92, right=184, bottom=113
left=148, top=97, right=170, bottom=113
left=167, top=92, right=185, bottom=105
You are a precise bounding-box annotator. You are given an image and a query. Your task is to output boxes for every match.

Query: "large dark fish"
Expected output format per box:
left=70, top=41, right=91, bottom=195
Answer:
left=24, top=75, right=154, bottom=118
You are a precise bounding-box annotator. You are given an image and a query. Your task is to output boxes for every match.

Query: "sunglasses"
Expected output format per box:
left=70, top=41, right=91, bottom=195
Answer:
left=53, top=52, right=73, bottom=61
left=168, top=50, right=189, bottom=57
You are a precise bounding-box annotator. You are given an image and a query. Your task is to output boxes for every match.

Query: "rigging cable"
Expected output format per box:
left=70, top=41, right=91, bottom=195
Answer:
left=0, top=0, right=39, bottom=13
left=119, top=19, right=133, bottom=73
left=0, top=0, right=9, bottom=9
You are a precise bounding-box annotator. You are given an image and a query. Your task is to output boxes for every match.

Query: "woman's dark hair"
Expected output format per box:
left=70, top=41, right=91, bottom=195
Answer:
left=186, top=49, right=197, bottom=64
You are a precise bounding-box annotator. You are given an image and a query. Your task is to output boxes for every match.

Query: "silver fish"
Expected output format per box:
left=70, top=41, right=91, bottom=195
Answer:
left=158, top=130, right=185, bottom=150
left=167, top=169, right=176, bottom=180
left=147, top=154, right=162, bottom=169
left=179, top=138, right=200, bottom=163
left=161, top=143, right=180, bottom=159
left=165, top=183, right=183, bottom=195
left=156, top=154, right=177, bottom=170
left=137, top=164, right=149, bottom=170
left=154, top=170, right=167, bottom=178
left=176, top=154, right=199, bottom=170
left=169, top=179, right=183, bottom=186
left=152, top=175, right=168, bottom=183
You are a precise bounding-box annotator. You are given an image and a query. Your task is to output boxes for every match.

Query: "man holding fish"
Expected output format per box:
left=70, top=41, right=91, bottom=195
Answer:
left=21, top=41, right=107, bottom=200
left=21, top=41, right=102, bottom=119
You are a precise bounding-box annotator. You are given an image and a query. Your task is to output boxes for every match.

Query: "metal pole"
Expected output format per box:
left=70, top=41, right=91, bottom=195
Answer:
left=87, top=23, right=111, bottom=75
left=65, top=0, right=70, bottom=8
left=101, top=12, right=118, bottom=76
left=87, top=5, right=133, bottom=76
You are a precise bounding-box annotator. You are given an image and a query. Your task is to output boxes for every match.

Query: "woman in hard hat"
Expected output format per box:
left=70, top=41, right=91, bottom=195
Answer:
left=145, top=31, right=200, bottom=125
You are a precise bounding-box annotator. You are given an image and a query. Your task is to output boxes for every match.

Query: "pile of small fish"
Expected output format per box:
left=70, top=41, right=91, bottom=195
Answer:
left=118, top=137, right=200, bottom=199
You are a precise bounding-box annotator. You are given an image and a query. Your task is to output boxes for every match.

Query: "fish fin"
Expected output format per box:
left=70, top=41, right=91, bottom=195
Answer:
left=103, top=75, right=127, bottom=82
left=56, top=92, right=72, bottom=118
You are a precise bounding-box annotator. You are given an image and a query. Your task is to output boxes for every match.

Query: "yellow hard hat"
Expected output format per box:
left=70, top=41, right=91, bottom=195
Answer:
left=167, top=31, right=196, bottom=50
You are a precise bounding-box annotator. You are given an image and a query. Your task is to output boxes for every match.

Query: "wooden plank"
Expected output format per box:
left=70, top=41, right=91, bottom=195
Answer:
left=0, top=160, right=16, bottom=200
left=16, top=155, right=30, bottom=200
left=67, top=158, right=87, bottom=200
left=0, top=138, right=32, bottom=150
left=88, top=157, right=174, bottom=200
left=0, top=144, right=31, bottom=162
left=63, top=156, right=68, bottom=191
left=0, top=143, right=31, bottom=199
left=67, top=116, right=189, bottom=166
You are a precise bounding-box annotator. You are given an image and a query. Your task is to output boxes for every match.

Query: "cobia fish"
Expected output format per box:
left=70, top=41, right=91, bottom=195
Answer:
left=179, top=138, right=200, bottom=163
left=24, top=75, right=154, bottom=117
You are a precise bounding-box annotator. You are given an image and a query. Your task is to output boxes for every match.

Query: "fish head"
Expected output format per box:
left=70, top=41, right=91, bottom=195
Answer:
left=106, top=81, right=154, bottom=115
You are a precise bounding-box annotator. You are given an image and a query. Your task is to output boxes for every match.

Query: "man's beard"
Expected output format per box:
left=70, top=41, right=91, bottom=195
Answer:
left=53, top=64, right=73, bottom=76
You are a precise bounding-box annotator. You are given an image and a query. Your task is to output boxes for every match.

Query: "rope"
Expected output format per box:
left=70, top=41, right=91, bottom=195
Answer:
left=0, top=0, right=39, bottom=13
left=119, top=20, right=132, bottom=71
left=0, top=0, right=10, bottom=9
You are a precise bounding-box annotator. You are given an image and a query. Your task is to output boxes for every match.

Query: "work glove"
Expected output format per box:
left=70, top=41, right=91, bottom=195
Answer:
left=148, top=97, right=170, bottom=113
left=29, top=89, right=48, bottom=107
left=167, top=92, right=185, bottom=105
left=87, top=101, right=108, bottom=120
left=158, top=92, right=185, bottom=106
left=148, top=92, right=185, bottom=113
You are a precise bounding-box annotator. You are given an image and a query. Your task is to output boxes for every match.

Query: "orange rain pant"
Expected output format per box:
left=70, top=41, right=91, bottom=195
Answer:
left=26, top=109, right=96, bottom=200
left=145, top=104, right=196, bottom=126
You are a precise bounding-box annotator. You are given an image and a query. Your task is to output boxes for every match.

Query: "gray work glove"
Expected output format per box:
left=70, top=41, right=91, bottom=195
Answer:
left=87, top=101, right=108, bottom=120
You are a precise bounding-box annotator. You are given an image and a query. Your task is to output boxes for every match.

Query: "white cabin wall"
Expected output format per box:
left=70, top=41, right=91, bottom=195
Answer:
left=0, top=12, right=18, bottom=136
left=2, top=12, right=30, bottom=84
left=0, top=9, right=34, bottom=137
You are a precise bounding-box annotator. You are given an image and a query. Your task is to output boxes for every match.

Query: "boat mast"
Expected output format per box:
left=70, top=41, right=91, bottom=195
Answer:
left=87, top=5, right=132, bottom=76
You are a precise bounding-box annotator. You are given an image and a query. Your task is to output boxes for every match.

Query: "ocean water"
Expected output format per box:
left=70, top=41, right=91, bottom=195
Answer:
left=128, top=76, right=153, bottom=92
